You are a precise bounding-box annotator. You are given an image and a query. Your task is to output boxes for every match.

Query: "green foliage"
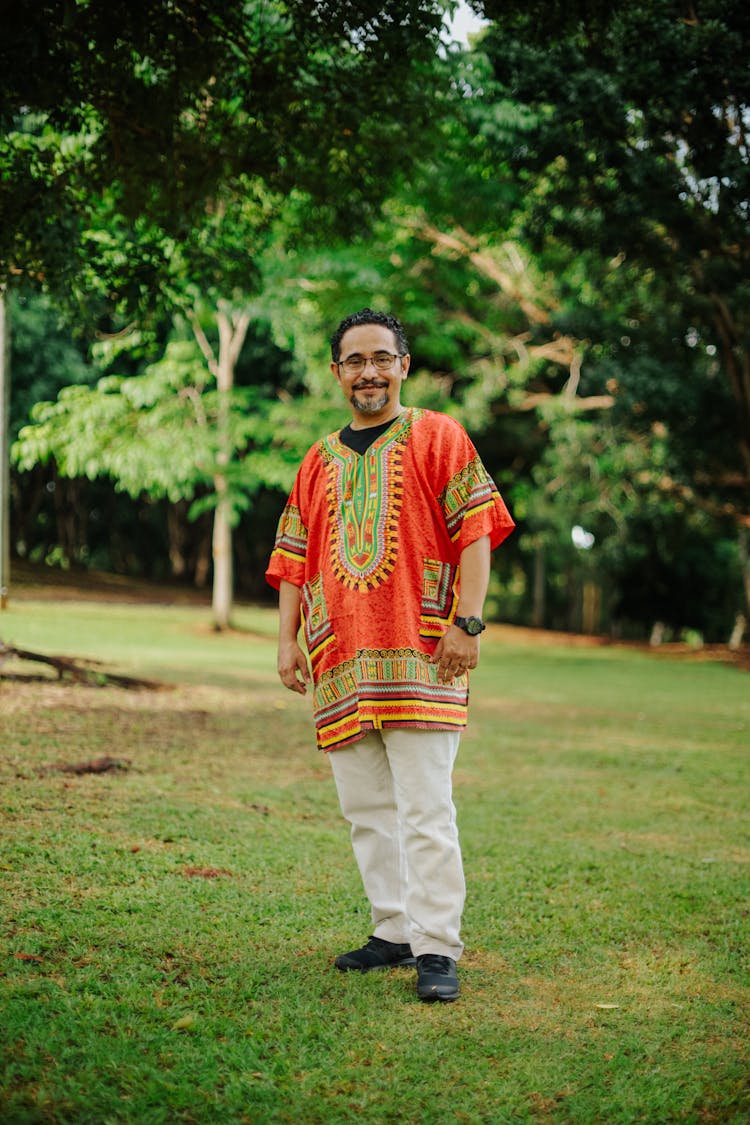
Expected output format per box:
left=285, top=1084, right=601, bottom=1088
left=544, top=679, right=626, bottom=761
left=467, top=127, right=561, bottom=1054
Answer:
left=12, top=338, right=299, bottom=519
left=248, top=109, right=747, bottom=636
left=475, top=0, right=750, bottom=476
left=515, top=408, right=745, bottom=638
left=5, top=0, right=748, bottom=636
left=8, top=291, right=94, bottom=438
left=1, top=0, right=452, bottom=300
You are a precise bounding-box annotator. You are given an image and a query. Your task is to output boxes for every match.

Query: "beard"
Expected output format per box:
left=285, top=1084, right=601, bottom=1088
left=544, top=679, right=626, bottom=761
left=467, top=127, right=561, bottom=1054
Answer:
left=350, top=384, right=390, bottom=415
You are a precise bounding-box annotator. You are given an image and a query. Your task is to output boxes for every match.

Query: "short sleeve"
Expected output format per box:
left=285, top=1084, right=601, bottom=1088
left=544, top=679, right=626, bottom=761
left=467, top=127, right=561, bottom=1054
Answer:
left=265, top=479, right=308, bottom=591
left=427, top=416, right=515, bottom=553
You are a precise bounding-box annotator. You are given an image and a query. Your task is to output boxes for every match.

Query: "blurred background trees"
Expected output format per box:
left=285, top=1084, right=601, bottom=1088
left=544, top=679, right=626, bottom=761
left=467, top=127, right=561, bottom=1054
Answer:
left=2, top=0, right=748, bottom=641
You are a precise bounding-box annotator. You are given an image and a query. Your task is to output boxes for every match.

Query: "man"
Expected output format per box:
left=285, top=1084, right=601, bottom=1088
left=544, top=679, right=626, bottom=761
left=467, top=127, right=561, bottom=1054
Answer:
left=266, top=308, right=514, bottom=1002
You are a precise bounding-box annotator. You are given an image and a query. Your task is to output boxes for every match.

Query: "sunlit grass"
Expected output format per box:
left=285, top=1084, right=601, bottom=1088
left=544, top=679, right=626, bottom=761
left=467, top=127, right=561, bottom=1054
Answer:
left=1, top=598, right=749, bottom=1123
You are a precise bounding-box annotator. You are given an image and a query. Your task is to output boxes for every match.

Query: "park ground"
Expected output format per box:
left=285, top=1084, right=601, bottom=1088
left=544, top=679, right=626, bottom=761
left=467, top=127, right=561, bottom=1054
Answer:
left=1, top=565, right=749, bottom=1124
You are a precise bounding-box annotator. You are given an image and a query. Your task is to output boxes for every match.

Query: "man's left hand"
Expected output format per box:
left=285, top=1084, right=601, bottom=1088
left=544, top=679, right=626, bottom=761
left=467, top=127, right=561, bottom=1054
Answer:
left=431, top=625, right=480, bottom=683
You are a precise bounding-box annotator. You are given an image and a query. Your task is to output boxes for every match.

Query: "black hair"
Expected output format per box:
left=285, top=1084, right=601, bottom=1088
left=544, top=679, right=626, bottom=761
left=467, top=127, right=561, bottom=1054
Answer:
left=330, top=308, right=410, bottom=362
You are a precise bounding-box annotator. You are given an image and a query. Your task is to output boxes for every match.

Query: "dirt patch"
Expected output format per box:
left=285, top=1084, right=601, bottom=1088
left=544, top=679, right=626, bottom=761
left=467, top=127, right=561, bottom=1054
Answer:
left=39, top=755, right=132, bottom=776
left=8, top=560, right=214, bottom=606
left=487, top=623, right=749, bottom=670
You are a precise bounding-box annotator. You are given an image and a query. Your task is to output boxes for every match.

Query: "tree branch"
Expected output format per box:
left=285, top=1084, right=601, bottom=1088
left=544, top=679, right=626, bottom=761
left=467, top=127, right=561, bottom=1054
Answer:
left=412, top=220, right=554, bottom=326
left=187, top=308, right=219, bottom=378
left=495, top=392, right=615, bottom=414
left=0, top=641, right=166, bottom=689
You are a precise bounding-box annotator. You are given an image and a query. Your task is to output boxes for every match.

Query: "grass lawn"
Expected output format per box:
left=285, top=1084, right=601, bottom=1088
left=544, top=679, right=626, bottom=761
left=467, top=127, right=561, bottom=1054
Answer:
left=1, top=591, right=749, bottom=1124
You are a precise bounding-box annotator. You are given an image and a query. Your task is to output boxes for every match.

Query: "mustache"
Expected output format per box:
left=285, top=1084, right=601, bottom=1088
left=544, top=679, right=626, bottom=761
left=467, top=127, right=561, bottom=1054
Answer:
left=353, top=380, right=389, bottom=390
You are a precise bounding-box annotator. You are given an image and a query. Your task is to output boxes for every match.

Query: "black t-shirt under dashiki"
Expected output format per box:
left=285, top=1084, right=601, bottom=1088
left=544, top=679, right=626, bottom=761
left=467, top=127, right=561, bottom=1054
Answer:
left=339, top=417, right=398, bottom=455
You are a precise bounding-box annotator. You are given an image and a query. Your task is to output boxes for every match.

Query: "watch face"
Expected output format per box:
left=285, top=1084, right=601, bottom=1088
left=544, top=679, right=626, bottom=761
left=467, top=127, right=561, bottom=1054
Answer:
left=466, top=617, right=484, bottom=635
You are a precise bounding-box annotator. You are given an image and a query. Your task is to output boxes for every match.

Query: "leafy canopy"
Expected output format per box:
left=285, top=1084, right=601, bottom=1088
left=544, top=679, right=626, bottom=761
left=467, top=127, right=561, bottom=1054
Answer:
left=471, top=0, right=750, bottom=477
left=0, top=0, right=452, bottom=297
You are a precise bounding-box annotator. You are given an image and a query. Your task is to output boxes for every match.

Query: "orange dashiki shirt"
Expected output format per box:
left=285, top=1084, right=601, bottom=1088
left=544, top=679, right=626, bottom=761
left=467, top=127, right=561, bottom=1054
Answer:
left=265, top=408, right=515, bottom=751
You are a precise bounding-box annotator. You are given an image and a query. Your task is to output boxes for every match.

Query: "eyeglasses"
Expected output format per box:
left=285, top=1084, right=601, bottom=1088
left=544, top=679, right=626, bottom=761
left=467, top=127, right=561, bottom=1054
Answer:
left=337, top=352, right=405, bottom=376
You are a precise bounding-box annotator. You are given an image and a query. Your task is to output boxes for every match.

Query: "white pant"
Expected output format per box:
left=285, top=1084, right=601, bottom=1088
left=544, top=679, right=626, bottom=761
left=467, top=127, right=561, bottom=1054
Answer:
left=328, top=728, right=465, bottom=960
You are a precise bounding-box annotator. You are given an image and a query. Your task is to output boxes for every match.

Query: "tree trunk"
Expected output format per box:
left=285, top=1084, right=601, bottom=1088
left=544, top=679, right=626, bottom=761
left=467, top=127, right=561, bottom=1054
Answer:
left=194, top=529, right=211, bottom=589
left=738, top=526, right=750, bottom=624
left=190, top=301, right=251, bottom=630
left=711, top=296, right=750, bottom=480
left=532, top=542, right=545, bottom=629
left=0, top=288, right=11, bottom=609
left=728, top=613, right=746, bottom=651
left=167, top=502, right=188, bottom=578
left=211, top=487, right=233, bottom=630
left=212, top=311, right=233, bottom=630
left=581, top=581, right=601, bottom=635
left=52, top=475, right=88, bottom=565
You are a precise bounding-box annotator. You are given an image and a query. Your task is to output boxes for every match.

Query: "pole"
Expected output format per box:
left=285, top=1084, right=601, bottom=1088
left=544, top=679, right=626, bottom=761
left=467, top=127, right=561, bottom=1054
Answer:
left=0, top=288, right=11, bottom=609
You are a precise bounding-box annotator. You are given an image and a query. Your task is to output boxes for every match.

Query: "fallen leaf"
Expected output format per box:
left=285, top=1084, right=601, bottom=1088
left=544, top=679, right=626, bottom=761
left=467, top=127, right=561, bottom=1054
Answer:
left=171, top=1013, right=199, bottom=1030
left=14, top=953, right=44, bottom=963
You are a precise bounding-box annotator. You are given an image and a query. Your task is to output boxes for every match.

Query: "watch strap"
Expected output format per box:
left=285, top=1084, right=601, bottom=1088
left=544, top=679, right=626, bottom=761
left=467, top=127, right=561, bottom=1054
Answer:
left=454, top=615, right=486, bottom=635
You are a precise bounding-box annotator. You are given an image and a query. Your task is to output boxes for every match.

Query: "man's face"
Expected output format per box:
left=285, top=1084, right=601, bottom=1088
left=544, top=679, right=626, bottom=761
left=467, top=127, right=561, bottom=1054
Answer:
left=331, top=323, right=410, bottom=423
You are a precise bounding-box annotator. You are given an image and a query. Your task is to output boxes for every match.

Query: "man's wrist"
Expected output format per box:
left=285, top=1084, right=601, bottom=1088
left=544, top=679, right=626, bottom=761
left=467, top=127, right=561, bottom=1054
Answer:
left=453, top=615, right=486, bottom=636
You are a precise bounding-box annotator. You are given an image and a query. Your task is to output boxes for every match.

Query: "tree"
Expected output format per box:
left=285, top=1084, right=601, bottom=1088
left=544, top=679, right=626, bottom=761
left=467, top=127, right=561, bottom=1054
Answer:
left=12, top=331, right=300, bottom=581
left=259, top=17, right=750, bottom=637
left=2, top=1, right=455, bottom=616
left=469, top=0, right=750, bottom=506
left=0, top=290, right=9, bottom=608
left=513, top=408, right=746, bottom=639
left=0, top=0, right=452, bottom=298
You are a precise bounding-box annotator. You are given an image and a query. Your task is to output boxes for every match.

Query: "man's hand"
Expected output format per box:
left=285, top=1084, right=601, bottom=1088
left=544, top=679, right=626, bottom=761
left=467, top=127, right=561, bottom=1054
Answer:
left=431, top=535, right=490, bottom=684
left=276, top=580, right=310, bottom=694
left=278, top=638, right=311, bottom=695
left=431, top=625, right=480, bottom=684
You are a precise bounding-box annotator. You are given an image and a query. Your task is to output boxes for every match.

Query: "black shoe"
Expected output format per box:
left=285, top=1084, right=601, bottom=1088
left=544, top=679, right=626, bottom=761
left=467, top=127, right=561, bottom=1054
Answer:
left=416, top=954, right=460, bottom=1001
left=335, top=935, right=416, bottom=972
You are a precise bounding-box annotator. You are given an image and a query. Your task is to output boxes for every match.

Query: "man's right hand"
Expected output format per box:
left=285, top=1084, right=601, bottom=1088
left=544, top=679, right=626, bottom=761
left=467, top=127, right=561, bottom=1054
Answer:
left=278, top=639, right=311, bottom=695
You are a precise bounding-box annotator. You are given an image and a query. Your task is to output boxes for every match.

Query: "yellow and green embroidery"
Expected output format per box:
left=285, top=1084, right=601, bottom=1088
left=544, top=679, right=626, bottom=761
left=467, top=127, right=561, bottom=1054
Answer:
left=321, top=411, right=422, bottom=592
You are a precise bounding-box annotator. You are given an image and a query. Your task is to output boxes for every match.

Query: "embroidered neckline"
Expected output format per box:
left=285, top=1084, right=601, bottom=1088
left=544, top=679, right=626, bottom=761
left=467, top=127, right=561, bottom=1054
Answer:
left=328, top=408, right=415, bottom=459
left=322, top=409, right=421, bottom=591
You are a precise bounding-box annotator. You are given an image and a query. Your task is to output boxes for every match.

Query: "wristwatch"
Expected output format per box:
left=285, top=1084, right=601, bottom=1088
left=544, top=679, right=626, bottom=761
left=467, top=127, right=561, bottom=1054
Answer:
left=454, top=615, right=486, bottom=636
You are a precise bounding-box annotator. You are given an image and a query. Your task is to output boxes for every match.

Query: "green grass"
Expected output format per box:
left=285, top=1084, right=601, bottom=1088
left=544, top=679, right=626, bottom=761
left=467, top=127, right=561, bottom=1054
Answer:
left=1, top=596, right=749, bottom=1124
